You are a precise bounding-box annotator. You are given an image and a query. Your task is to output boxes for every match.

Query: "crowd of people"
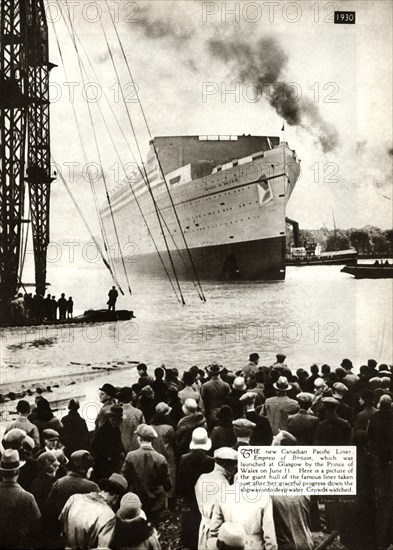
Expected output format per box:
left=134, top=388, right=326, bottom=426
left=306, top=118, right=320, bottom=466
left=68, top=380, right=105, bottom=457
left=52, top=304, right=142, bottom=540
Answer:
left=10, top=292, right=74, bottom=323
left=1, top=354, right=393, bottom=550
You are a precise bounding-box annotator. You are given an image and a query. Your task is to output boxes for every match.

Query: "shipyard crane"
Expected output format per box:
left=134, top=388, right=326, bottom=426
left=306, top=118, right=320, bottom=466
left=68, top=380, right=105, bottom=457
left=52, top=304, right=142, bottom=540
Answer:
left=0, top=0, right=55, bottom=305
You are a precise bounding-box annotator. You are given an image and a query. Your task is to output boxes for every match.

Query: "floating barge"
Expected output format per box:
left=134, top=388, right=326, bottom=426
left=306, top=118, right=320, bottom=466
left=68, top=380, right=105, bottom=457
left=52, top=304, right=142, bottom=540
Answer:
left=0, top=308, right=134, bottom=328
left=341, top=263, right=393, bottom=279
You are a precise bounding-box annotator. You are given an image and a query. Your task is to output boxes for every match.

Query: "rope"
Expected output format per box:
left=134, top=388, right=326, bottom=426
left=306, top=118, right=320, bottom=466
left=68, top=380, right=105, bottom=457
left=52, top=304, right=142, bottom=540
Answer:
left=99, top=15, right=186, bottom=305
left=56, top=12, right=182, bottom=303
left=50, top=8, right=117, bottom=281
left=61, top=0, right=132, bottom=295
left=53, top=154, right=123, bottom=290
left=105, top=0, right=205, bottom=302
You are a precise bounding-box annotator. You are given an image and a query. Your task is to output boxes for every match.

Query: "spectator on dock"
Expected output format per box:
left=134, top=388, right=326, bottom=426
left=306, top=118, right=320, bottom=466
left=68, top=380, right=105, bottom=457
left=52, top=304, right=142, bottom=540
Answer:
left=30, top=451, right=60, bottom=513
left=151, top=367, right=168, bottom=403
left=177, top=427, right=214, bottom=549
left=67, top=296, right=73, bottom=319
left=287, top=392, right=319, bottom=445
left=314, top=397, right=351, bottom=445
left=262, top=376, right=299, bottom=435
left=50, top=296, right=58, bottom=321
left=107, top=286, right=118, bottom=311
left=121, top=424, right=172, bottom=527
left=28, top=398, right=63, bottom=445
left=117, top=387, right=145, bottom=453
left=61, top=399, right=89, bottom=457
left=108, top=492, right=161, bottom=550
left=95, top=383, right=117, bottom=429
left=58, top=293, right=67, bottom=320
left=210, top=405, right=236, bottom=451
left=5, top=399, right=40, bottom=449
left=242, top=352, right=259, bottom=386
left=0, top=449, right=41, bottom=549
left=91, top=405, right=125, bottom=481
left=200, top=363, right=231, bottom=430
left=136, top=363, right=154, bottom=389
left=195, top=447, right=238, bottom=549
left=59, top=473, right=127, bottom=549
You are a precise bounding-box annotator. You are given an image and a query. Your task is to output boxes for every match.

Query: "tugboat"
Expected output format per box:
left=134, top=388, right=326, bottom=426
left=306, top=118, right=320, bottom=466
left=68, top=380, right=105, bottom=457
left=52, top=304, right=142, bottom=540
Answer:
left=341, top=261, right=393, bottom=279
left=286, top=218, right=357, bottom=266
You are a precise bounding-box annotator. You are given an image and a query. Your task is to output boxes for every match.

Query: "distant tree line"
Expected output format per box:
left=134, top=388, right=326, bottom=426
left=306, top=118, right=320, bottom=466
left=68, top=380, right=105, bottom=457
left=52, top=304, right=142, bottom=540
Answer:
left=286, top=225, right=393, bottom=255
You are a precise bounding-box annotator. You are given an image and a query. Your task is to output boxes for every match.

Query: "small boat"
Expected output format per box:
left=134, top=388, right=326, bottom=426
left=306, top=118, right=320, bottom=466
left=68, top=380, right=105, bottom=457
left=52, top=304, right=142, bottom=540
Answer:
left=341, top=263, right=393, bottom=279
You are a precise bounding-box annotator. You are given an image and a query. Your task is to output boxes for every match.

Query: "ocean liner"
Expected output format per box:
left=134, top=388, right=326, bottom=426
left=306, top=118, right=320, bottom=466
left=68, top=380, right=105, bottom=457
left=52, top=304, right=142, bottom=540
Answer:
left=101, top=134, right=301, bottom=280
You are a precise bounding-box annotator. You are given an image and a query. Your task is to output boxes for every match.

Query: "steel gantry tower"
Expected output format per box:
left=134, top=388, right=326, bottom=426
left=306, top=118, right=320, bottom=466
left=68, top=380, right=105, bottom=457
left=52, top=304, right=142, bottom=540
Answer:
left=0, top=0, right=55, bottom=303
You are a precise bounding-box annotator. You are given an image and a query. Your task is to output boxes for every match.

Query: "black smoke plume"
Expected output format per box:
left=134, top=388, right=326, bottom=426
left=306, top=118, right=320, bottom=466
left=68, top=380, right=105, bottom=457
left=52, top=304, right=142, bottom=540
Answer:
left=209, top=37, right=339, bottom=153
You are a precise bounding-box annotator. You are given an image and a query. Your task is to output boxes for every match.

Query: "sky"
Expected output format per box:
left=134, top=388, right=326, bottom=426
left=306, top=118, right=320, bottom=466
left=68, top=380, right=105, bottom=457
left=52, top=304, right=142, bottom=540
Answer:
left=43, top=0, right=392, bottom=251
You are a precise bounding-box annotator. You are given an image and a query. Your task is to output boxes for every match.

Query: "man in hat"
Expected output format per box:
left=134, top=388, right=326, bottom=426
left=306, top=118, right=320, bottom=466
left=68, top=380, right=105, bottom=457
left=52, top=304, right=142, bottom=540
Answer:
left=5, top=399, right=40, bottom=449
left=34, top=428, right=61, bottom=458
left=95, top=383, right=117, bottom=429
left=122, top=424, right=172, bottom=526
left=178, top=370, right=203, bottom=407
left=47, top=450, right=98, bottom=520
left=61, top=398, right=89, bottom=457
left=271, top=353, right=291, bottom=378
left=44, top=450, right=98, bottom=548
left=239, top=392, right=273, bottom=446
left=195, top=447, right=238, bottom=549
left=287, top=393, right=319, bottom=445
left=0, top=449, right=41, bottom=549
left=353, top=389, right=378, bottom=432
left=59, top=473, right=127, bottom=549
left=107, top=285, right=118, bottom=311
left=232, top=418, right=256, bottom=449
left=108, top=492, right=160, bottom=549
left=178, top=427, right=215, bottom=549
left=331, top=382, right=353, bottom=423
left=91, top=404, right=125, bottom=480
left=227, top=377, right=247, bottom=419
left=272, top=436, right=313, bottom=550
left=242, top=352, right=259, bottom=386
left=30, top=451, right=60, bottom=513
left=117, top=386, right=145, bottom=452
left=176, top=398, right=207, bottom=457
left=341, top=358, right=359, bottom=387
left=211, top=405, right=236, bottom=451
left=207, top=454, right=277, bottom=549
left=367, top=394, right=393, bottom=468
left=136, top=363, right=154, bottom=389
left=314, top=398, right=351, bottom=445
left=262, top=376, right=299, bottom=435
left=201, top=363, right=231, bottom=430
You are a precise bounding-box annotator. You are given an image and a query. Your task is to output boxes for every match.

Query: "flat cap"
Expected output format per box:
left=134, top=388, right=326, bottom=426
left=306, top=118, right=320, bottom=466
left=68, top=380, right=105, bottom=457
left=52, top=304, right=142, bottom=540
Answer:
left=321, top=397, right=339, bottom=407
left=239, top=392, right=257, bottom=404
left=99, top=383, right=117, bottom=397
left=232, top=418, right=256, bottom=437
left=296, top=392, right=314, bottom=404
left=3, top=428, right=27, bottom=448
left=42, top=429, right=60, bottom=441
left=214, top=447, right=238, bottom=461
left=136, top=423, right=157, bottom=440
left=332, top=382, right=348, bottom=395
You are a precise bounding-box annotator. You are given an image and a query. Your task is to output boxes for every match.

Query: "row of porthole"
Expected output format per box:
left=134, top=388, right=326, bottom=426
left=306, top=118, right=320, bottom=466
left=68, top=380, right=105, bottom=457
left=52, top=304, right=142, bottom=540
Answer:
left=154, top=209, right=262, bottom=235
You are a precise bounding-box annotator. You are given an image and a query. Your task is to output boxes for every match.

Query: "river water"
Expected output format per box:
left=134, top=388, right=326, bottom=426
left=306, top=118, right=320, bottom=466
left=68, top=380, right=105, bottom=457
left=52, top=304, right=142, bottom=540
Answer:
left=1, top=263, right=391, bottom=385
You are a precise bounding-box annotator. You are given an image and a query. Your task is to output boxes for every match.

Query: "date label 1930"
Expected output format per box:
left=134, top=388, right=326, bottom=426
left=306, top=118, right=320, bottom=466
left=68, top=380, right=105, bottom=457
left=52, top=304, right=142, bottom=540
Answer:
left=334, top=11, right=356, bottom=24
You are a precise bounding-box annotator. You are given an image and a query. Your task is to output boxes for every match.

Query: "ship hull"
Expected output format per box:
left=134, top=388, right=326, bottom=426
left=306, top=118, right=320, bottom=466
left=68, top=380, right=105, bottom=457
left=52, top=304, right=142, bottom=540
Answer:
left=101, top=136, right=300, bottom=281
left=127, top=235, right=286, bottom=280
